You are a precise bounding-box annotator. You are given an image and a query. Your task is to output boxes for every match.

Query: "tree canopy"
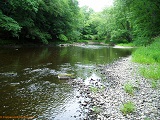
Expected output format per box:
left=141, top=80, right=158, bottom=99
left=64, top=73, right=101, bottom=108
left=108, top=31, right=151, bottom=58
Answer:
left=0, top=0, right=81, bottom=44
left=87, top=0, right=160, bottom=45
left=0, top=0, right=160, bottom=45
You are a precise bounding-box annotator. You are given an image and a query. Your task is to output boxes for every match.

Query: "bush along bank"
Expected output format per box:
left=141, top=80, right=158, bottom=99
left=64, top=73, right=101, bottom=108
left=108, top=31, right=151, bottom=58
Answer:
left=72, top=57, right=159, bottom=119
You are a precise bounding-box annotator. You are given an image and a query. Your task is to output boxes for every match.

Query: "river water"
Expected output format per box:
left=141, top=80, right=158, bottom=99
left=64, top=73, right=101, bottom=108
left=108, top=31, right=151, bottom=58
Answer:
left=0, top=45, right=134, bottom=119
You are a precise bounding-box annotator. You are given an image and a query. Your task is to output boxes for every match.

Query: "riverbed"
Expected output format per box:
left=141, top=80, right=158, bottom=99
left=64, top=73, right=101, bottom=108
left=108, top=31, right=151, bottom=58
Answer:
left=0, top=45, right=134, bottom=119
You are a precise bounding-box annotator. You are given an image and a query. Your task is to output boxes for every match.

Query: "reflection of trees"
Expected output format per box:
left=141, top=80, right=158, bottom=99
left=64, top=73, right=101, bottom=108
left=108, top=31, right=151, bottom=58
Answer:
left=65, top=47, right=133, bottom=65
left=58, top=47, right=71, bottom=63
left=0, top=48, right=52, bottom=72
left=0, top=47, right=133, bottom=73
left=35, top=48, right=50, bottom=63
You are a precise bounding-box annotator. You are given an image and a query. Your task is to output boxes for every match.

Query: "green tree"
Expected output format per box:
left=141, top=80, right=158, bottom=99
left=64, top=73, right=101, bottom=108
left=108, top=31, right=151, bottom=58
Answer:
left=128, top=0, right=160, bottom=45
left=96, top=0, right=160, bottom=45
left=0, top=10, right=21, bottom=38
left=80, top=6, right=96, bottom=40
left=0, top=0, right=81, bottom=44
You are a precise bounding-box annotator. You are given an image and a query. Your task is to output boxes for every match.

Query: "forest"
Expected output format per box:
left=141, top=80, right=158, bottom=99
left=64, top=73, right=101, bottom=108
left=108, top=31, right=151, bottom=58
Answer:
left=0, top=0, right=160, bottom=45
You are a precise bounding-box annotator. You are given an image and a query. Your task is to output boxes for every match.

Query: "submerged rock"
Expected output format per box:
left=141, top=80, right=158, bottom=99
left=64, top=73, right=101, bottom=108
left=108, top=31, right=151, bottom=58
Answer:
left=0, top=72, right=17, bottom=77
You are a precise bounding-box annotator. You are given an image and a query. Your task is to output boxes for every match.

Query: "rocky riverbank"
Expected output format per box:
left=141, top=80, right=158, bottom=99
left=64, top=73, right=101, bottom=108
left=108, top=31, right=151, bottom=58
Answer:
left=72, top=56, right=160, bottom=120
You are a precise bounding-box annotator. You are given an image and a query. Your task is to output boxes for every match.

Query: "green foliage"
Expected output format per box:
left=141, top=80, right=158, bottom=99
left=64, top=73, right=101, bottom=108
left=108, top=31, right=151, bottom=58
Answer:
left=117, top=43, right=135, bottom=47
left=77, top=40, right=89, bottom=43
left=1, top=0, right=160, bottom=45
left=124, top=82, right=134, bottom=95
left=9, top=0, right=40, bottom=12
left=133, top=37, right=152, bottom=46
left=130, top=0, right=160, bottom=42
left=29, top=28, right=51, bottom=44
left=80, top=6, right=98, bottom=40
left=66, top=31, right=81, bottom=41
left=0, top=11, right=21, bottom=37
left=58, top=34, right=68, bottom=42
left=0, top=0, right=81, bottom=44
left=120, top=101, right=135, bottom=115
left=90, top=0, right=160, bottom=45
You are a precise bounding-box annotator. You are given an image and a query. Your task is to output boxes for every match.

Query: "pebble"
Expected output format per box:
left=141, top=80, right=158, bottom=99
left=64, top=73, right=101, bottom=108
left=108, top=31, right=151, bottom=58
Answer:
left=71, top=56, right=160, bottom=119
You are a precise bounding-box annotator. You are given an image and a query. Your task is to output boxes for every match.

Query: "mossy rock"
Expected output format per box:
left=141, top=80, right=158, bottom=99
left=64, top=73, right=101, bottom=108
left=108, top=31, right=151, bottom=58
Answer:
left=58, top=73, right=75, bottom=80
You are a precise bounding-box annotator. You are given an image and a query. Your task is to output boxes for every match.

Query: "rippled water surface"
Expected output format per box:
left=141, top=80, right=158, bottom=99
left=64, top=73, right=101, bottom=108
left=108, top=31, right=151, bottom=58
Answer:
left=0, top=45, right=134, bottom=119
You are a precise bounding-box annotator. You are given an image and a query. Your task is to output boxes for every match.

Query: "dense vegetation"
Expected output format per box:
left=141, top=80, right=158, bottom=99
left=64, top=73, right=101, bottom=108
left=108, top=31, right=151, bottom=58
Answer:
left=0, top=0, right=81, bottom=44
left=81, top=0, right=160, bottom=45
left=1, top=0, right=160, bottom=45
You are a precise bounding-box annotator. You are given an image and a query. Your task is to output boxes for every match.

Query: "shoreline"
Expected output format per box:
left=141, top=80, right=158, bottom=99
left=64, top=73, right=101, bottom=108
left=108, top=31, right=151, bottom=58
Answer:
left=0, top=42, right=136, bottom=49
left=73, top=56, right=160, bottom=119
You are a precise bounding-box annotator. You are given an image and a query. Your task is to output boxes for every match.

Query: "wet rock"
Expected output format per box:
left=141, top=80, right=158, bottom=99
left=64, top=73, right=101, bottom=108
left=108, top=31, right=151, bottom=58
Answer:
left=10, top=82, right=20, bottom=86
left=58, top=73, right=75, bottom=80
left=0, top=72, right=18, bottom=77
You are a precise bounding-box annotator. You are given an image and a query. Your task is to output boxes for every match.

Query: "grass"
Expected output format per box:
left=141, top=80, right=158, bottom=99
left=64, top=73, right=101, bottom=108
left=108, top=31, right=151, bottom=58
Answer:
left=151, top=80, right=158, bottom=88
left=132, top=37, right=160, bottom=87
left=124, top=82, right=134, bottom=95
left=132, top=37, right=160, bottom=64
left=117, top=43, right=135, bottom=47
left=132, top=47, right=160, bottom=64
left=120, top=101, right=135, bottom=115
left=140, top=65, right=160, bottom=80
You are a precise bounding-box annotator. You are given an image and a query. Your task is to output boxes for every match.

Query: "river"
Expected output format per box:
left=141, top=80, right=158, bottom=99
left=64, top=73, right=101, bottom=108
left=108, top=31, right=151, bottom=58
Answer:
left=0, top=45, right=134, bottom=119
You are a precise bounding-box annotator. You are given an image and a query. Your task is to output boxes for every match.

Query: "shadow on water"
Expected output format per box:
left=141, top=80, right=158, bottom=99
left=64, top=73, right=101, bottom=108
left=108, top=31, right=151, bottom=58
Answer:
left=0, top=45, right=135, bottom=119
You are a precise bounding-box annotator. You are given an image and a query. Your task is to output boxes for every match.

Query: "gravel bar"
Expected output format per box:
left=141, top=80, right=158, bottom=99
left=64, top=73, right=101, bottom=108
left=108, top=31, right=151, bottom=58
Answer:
left=73, top=56, right=160, bottom=120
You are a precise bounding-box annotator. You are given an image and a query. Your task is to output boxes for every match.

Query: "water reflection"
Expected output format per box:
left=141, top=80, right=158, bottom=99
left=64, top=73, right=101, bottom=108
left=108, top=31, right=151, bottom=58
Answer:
left=0, top=45, right=134, bottom=119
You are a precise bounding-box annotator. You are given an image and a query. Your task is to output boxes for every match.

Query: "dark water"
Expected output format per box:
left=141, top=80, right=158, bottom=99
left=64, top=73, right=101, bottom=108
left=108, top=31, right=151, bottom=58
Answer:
left=0, top=45, right=134, bottom=119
